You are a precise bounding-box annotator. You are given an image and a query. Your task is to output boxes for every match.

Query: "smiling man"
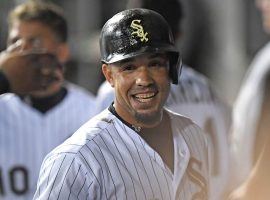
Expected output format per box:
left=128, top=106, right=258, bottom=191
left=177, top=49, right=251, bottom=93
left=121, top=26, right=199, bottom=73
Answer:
left=34, top=8, right=210, bottom=200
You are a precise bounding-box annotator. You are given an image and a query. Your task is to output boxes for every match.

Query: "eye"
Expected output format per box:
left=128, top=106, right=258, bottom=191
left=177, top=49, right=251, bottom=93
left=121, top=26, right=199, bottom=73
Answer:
left=30, top=37, right=42, bottom=49
left=121, top=64, right=136, bottom=71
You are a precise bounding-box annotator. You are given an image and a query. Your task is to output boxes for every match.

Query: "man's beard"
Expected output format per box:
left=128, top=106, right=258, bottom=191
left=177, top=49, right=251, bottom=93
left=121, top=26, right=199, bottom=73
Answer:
left=134, top=109, right=163, bottom=126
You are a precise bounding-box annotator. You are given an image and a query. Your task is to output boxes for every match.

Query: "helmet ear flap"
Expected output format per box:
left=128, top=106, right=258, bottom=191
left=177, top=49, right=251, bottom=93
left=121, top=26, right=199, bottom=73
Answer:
left=168, top=52, right=182, bottom=84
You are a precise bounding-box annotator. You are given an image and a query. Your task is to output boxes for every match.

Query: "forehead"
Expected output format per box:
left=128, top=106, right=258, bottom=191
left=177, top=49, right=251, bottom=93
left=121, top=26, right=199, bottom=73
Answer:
left=9, top=20, right=54, bottom=38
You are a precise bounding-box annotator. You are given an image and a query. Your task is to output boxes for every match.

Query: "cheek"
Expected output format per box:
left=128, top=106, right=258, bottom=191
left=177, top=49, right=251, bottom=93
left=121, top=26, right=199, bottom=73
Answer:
left=45, top=44, right=59, bottom=53
left=155, top=69, right=170, bottom=85
left=114, top=76, right=129, bottom=95
left=157, top=73, right=171, bottom=96
left=161, top=79, right=171, bottom=95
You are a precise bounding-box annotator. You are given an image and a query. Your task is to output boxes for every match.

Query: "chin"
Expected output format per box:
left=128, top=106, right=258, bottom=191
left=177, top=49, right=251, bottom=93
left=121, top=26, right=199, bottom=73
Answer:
left=31, top=83, right=62, bottom=98
left=30, top=91, right=50, bottom=98
left=30, top=88, right=58, bottom=98
left=134, top=109, right=163, bottom=126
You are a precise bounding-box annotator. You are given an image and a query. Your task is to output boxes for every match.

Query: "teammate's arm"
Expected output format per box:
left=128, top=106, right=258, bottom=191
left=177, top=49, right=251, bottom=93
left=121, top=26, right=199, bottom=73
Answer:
left=228, top=72, right=270, bottom=200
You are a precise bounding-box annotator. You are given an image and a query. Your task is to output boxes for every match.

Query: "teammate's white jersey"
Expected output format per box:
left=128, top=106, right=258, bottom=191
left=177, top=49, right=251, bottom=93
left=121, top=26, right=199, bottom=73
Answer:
left=229, top=42, right=270, bottom=189
left=96, top=65, right=231, bottom=199
left=0, top=82, right=97, bottom=200
left=166, top=66, right=231, bottom=200
left=34, top=108, right=209, bottom=200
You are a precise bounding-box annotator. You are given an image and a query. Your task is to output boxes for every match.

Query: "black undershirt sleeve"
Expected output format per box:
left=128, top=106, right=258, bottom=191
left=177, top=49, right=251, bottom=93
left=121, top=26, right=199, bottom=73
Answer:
left=0, top=70, right=10, bottom=94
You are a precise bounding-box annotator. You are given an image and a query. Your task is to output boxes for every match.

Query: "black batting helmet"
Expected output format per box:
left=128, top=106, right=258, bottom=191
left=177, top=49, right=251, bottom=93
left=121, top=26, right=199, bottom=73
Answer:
left=99, top=8, right=181, bottom=84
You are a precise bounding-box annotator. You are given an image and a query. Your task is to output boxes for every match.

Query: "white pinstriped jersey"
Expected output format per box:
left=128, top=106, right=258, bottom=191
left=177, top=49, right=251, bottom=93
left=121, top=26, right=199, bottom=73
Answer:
left=96, top=65, right=231, bottom=199
left=34, top=108, right=209, bottom=200
left=0, top=82, right=97, bottom=200
left=229, top=42, right=270, bottom=189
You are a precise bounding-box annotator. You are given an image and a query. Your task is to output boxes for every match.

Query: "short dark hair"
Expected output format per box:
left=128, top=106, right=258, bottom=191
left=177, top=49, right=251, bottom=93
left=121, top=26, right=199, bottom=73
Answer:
left=8, top=1, right=68, bottom=43
left=141, top=0, right=183, bottom=38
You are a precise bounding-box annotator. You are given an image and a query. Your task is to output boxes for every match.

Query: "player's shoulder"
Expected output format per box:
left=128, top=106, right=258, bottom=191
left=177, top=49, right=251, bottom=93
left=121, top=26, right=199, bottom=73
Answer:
left=63, top=82, right=97, bottom=112
left=168, top=64, right=220, bottom=104
left=96, top=81, right=114, bottom=103
left=166, top=108, right=207, bottom=141
left=97, top=81, right=114, bottom=96
left=180, top=65, right=211, bottom=87
left=65, top=82, right=96, bottom=101
left=174, top=64, right=214, bottom=95
left=0, top=93, right=23, bottom=108
left=0, top=93, right=18, bottom=101
left=46, top=109, right=117, bottom=156
left=95, top=81, right=115, bottom=112
left=166, top=108, right=200, bottom=129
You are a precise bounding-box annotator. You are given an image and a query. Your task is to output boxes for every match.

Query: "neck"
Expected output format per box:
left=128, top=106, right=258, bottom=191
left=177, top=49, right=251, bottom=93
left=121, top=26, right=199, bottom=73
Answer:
left=140, top=111, right=168, bottom=135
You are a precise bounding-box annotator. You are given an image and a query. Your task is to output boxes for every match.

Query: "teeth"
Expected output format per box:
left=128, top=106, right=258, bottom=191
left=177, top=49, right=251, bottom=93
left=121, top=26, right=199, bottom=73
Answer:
left=135, top=93, right=155, bottom=99
left=134, top=93, right=155, bottom=102
left=137, top=98, right=151, bottom=102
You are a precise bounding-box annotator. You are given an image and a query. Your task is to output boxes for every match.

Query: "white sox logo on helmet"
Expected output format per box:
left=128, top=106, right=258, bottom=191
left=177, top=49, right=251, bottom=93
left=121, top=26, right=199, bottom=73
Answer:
left=130, top=19, right=149, bottom=42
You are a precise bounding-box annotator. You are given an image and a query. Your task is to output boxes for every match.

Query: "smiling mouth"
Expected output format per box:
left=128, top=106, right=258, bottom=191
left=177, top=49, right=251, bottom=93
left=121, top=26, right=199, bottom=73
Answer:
left=133, top=92, right=157, bottom=103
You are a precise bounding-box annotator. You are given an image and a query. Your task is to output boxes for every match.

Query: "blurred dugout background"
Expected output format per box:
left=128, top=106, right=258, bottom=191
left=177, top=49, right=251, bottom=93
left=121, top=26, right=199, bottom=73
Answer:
left=0, top=0, right=269, bottom=105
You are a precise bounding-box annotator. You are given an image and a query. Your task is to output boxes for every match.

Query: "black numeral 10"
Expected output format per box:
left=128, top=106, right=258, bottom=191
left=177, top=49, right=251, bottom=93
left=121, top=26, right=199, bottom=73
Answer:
left=0, top=166, right=28, bottom=196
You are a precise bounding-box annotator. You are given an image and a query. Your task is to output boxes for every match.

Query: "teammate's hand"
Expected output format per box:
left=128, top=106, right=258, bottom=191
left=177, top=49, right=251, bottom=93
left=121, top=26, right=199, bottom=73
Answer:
left=0, top=49, right=62, bottom=95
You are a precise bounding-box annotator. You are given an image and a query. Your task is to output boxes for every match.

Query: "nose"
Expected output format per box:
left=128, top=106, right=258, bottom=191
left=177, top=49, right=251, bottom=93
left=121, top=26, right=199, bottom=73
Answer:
left=135, top=66, right=154, bottom=87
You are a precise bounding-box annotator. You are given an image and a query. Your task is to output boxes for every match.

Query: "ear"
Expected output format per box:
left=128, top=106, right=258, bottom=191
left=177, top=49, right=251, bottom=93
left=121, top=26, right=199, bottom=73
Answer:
left=102, top=64, right=114, bottom=87
left=56, top=43, right=70, bottom=63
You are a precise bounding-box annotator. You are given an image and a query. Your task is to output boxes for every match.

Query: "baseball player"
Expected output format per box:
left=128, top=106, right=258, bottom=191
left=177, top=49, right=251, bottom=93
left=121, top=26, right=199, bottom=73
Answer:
left=34, top=8, right=210, bottom=200
left=0, top=2, right=96, bottom=200
left=95, top=0, right=231, bottom=199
